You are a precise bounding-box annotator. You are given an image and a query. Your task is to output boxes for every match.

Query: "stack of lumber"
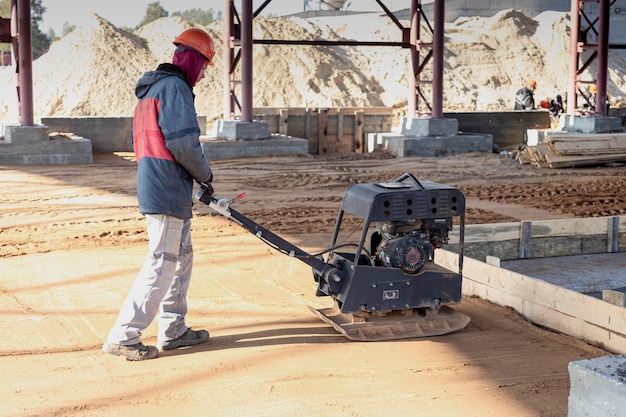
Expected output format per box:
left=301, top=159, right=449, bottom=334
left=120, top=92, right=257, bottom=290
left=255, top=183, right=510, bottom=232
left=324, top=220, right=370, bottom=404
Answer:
left=517, top=132, right=626, bottom=168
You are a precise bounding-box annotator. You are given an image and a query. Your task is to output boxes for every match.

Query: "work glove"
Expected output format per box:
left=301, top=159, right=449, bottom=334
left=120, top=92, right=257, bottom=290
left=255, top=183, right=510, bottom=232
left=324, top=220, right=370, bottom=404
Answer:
left=200, top=182, right=214, bottom=196
left=195, top=176, right=214, bottom=195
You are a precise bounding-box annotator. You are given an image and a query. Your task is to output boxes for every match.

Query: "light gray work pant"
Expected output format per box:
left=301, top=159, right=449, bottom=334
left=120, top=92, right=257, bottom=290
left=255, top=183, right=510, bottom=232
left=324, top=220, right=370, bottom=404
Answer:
left=106, top=214, right=193, bottom=346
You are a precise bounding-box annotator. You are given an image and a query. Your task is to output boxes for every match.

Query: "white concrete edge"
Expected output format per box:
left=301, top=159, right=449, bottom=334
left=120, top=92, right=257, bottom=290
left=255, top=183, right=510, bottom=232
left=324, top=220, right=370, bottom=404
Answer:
left=435, top=249, right=626, bottom=355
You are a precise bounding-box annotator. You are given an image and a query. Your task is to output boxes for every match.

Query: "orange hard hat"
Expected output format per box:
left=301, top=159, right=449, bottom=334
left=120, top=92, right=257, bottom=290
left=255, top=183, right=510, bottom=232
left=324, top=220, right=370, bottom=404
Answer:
left=173, top=28, right=215, bottom=66
left=529, top=80, right=537, bottom=88
left=590, top=84, right=597, bottom=94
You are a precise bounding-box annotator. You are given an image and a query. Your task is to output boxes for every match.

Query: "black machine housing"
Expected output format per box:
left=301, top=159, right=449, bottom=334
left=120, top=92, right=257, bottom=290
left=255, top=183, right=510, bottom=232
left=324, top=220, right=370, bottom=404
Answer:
left=315, top=173, right=465, bottom=315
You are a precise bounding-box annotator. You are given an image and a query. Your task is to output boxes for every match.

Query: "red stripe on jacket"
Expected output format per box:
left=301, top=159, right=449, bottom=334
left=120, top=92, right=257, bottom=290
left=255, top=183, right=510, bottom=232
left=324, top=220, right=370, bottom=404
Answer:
left=133, top=98, right=174, bottom=162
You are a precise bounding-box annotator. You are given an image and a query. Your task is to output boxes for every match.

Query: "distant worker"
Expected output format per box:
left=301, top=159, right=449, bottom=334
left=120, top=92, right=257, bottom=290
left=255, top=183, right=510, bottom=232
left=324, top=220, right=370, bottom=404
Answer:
left=580, top=84, right=610, bottom=114
left=583, top=84, right=611, bottom=115
left=514, top=80, right=537, bottom=110
left=554, top=92, right=566, bottom=114
left=102, top=28, right=216, bottom=361
left=590, top=83, right=597, bottom=95
left=581, top=84, right=597, bottom=111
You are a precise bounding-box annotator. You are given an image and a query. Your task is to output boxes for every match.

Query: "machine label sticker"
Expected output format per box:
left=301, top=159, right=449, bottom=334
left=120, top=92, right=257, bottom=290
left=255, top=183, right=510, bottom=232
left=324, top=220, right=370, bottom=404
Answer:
left=383, top=290, right=400, bottom=300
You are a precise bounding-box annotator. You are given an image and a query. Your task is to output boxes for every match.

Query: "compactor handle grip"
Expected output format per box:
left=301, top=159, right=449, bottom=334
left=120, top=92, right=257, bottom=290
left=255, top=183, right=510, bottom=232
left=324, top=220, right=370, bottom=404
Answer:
left=394, top=172, right=424, bottom=189
left=196, top=184, right=215, bottom=205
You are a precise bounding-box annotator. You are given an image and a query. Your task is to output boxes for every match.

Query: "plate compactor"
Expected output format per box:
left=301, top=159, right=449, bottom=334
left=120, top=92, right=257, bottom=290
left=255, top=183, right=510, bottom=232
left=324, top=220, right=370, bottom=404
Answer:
left=196, top=172, right=470, bottom=341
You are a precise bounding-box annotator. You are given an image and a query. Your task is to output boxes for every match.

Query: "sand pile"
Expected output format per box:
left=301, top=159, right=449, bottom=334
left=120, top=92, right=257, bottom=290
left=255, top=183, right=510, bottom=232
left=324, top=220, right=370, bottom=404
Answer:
left=1, top=9, right=625, bottom=127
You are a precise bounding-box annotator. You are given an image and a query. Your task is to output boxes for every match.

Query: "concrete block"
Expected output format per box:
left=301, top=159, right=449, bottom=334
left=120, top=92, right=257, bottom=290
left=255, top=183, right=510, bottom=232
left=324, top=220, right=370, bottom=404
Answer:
left=366, top=132, right=380, bottom=152
left=400, top=117, right=459, bottom=137
left=201, top=135, right=308, bottom=160
left=568, top=355, right=626, bottom=417
left=374, top=132, right=492, bottom=157
left=3, top=124, right=50, bottom=143
left=560, top=115, right=623, bottom=134
left=0, top=134, right=92, bottom=164
left=367, top=132, right=404, bottom=153
left=525, top=128, right=565, bottom=146
left=215, top=120, right=270, bottom=140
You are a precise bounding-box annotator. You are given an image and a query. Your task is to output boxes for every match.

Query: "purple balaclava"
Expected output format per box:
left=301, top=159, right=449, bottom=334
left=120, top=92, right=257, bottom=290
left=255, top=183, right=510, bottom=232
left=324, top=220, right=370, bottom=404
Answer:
left=172, top=46, right=207, bottom=87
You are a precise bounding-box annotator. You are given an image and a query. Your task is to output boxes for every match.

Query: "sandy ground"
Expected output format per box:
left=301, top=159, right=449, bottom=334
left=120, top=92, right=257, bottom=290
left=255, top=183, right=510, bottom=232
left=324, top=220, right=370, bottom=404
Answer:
left=1, top=151, right=621, bottom=417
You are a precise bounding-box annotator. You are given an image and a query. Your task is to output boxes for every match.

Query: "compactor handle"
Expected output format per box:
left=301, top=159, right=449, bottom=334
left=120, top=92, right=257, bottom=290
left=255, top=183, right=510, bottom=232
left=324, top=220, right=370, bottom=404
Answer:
left=194, top=185, right=343, bottom=285
left=196, top=184, right=214, bottom=205
left=394, top=172, right=424, bottom=189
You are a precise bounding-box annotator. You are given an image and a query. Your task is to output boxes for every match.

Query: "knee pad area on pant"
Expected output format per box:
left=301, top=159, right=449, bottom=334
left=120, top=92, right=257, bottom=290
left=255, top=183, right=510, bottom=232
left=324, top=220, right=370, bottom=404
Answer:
left=153, top=251, right=179, bottom=263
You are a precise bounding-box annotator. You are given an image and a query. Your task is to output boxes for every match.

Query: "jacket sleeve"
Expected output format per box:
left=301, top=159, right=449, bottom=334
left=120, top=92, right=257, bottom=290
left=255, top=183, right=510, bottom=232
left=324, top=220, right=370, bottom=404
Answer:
left=159, top=81, right=213, bottom=184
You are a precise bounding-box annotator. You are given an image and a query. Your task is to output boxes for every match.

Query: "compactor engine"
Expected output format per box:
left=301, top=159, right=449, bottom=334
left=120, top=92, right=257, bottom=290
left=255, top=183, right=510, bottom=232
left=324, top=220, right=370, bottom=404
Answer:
left=373, top=219, right=449, bottom=273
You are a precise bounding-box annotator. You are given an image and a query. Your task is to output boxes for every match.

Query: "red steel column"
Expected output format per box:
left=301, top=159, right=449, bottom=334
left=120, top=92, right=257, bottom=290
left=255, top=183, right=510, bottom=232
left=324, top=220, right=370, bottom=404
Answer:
left=408, top=0, right=418, bottom=119
left=241, top=0, right=253, bottom=122
left=223, top=0, right=232, bottom=119
left=595, top=0, right=610, bottom=116
left=431, top=0, right=444, bottom=118
left=16, top=0, right=34, bottom=125
left=10, top=0, right=18, bottom=114
left=567, top=0, right=580, bottom=114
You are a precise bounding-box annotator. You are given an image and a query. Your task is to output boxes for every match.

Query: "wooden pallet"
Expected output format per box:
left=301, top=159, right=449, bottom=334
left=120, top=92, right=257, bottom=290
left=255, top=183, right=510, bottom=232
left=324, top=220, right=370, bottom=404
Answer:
left=517, top=132, right=626, bottom=168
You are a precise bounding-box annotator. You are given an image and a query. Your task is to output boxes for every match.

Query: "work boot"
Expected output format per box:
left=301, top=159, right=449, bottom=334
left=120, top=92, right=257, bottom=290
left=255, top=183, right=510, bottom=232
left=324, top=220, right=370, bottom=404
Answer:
left=157, top=328, right=210, bottom=351
left=102, top=341, right=159, bottom=361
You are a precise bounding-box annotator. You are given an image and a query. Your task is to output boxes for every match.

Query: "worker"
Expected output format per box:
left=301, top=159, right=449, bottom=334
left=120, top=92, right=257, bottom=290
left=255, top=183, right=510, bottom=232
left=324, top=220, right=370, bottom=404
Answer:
left=514, top=80, right=537, bottom=110
left=553, top=92, right=566, bottom=114
left=581, top=84, right=597, bottom=111
left=102, top=28, right=216, bottom=361
left=581, top=84, right=610, bottom=114
left=590, top=84, right=597, bottom=95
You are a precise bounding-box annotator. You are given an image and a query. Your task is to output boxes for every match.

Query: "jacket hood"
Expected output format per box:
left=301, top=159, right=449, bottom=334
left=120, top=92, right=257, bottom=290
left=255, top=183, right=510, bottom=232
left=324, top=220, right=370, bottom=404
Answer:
left=134, top=63, right=191, bottom=99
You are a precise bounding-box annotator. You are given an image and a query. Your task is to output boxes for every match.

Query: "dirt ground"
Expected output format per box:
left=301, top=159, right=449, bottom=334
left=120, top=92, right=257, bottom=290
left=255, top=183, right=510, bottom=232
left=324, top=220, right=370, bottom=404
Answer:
left=1, top=151, right=623, bottom=417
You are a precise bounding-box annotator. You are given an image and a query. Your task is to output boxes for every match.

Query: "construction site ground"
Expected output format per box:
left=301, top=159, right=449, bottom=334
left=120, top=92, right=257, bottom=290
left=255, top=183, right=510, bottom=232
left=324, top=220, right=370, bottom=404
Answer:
left=2, top=150, right=623, bottom=417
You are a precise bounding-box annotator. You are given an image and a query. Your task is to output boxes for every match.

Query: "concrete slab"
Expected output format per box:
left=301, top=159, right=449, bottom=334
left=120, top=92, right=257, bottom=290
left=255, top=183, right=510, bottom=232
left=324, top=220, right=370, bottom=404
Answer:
left=500, top=253, right=626, bottom=296
left=201, top=134, right=308, bottom=160
left=568, top=355, right=626, bottom=417
left=400, top=117, right=459, bottom=137
left=215, top=120, right=270, bottom=140
left=368, top=131, right=493, bottom=157
left=3, top=124, right=49, bottom=143
left=559, top=115, right=623, bottom=133
left=0, top=126, right=93, bottom=165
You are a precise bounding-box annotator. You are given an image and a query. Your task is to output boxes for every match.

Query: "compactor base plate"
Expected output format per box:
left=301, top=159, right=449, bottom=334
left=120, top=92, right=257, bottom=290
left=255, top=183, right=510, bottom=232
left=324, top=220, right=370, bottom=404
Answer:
left=308, top=303, right=470, bottom=341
